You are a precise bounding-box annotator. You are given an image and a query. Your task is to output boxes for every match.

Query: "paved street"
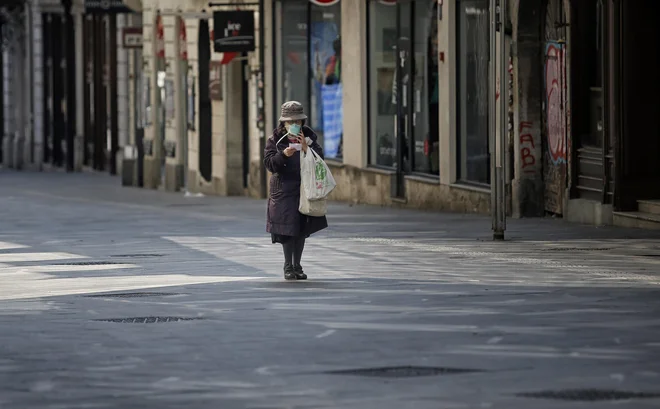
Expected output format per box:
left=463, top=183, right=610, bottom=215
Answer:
left=1, top=170, right=660, bottom=409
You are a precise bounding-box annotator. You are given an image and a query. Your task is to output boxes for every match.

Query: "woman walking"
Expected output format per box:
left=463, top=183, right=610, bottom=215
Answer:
left=264, top=101, right=328, bottom=280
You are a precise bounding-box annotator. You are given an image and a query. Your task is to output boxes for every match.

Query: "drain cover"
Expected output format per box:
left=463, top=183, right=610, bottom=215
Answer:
left=50, top=261, right=126, bottom=266
left=542, top=248, right=613, bottom=252
left=85, top=292, right=179, bottom=298
left=95, top=316, right=203, bottom=324
left=516, top=389, right=660, bottom=401
left=109, top=254, right=165, bottom=258
left=325, top=366, right=482, bottom=378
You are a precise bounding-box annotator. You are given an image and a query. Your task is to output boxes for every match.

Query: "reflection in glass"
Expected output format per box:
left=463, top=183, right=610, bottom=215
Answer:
left=412, top=0, right=439, bottom=175
left=279, top=1, right=308, bottom=108
left=368, top=0, right=397, bottom=167
left=458, top=0, right=490, bottom=184
left=310, top=2, right=342, bottom=159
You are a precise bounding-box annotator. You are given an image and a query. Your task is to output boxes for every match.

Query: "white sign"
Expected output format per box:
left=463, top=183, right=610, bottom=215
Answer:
left=122, top=27, right=143, bottom=48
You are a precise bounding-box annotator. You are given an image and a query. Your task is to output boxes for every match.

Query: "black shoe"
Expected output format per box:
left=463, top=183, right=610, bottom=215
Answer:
left=284, top=264, right=297, bottom=280
left=293, top=265, right=307, bottom=280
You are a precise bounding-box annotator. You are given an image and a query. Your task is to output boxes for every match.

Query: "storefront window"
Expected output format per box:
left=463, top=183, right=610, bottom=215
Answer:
left=412, top=0, right=439, bottom=175
left=457, top=0, right=490, bottom=184
left=368, top=0, right=397, bottom=167
left=309, top=1, right=342, bottom=159
left=368, top=0, right=439, bottom=175
left=276, top=0, right=342, bottom=160
left=278, top=1, right=308, bottom=108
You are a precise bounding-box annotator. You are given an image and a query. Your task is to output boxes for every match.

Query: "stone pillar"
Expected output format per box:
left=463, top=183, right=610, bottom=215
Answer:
left=142, top=9, right=163, bottom=189
left=3, top=48, right=15, bottom=168
left=511, top=0, right=545, bottom=217
left=164, top=15, right=185, bottom=192
left=340, top=0, right=367, bottom=168
left=73, top=2, right=84, bottom=171
left=117, top=13, right=130, bottom=180
left=223, top=59, right=245, bottom=196
left=22, top=0, right=33, bottom=168
left=32, top=0, right=44, bottom=170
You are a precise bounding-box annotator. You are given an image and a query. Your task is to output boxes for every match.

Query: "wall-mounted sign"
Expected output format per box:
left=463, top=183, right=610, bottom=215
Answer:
left=209, top=61, right=223, bottom=101
left=122, top=27, right=142, bottom=48
left=85, top=0, right=135, bottom=13
left=212, top=10, right=255, bottom=53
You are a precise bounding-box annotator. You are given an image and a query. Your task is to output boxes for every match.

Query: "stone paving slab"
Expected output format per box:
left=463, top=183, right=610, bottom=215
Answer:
left=1, top=170, right=660, bottom=408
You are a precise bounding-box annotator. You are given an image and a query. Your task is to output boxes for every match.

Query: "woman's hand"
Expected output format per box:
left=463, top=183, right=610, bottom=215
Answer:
left=297, top=132, right=308, bottom=153
left=283, top=147, right=297, bottom=157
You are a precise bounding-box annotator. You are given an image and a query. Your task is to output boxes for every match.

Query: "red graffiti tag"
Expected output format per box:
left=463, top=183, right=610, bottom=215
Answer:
left=519, top=121, right=536, bottom=173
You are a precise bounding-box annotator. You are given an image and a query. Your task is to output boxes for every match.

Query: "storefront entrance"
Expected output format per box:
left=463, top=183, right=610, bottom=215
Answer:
left=389, top=0, right=439, bottom=198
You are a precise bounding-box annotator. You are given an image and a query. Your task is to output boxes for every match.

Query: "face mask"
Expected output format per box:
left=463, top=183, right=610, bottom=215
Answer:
left=287, top=123, right=301, bottom=136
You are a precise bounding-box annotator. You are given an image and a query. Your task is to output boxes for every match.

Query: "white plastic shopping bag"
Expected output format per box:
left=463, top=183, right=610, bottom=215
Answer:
left=300, top=148, right=336, bottom=201
left=299, top=185, right=327, bottom=217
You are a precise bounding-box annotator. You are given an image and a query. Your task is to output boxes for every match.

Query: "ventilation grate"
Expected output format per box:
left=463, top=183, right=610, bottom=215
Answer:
left=324, top=366, right=482, bottom=378
left=109, top=254, right=165, bottom=258
left=94, top=316, right=203, bottom=324
left=541, top=248, right=614, bottom=252
left=516, top=389, right=660, bottom=401
left=85, top=292, right=179, bottom=298
left=50, top=261, right=126, bottom=266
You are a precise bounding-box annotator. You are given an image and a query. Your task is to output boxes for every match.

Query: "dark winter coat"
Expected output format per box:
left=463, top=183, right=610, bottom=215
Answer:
left=264, top=125, right=328, bottom=240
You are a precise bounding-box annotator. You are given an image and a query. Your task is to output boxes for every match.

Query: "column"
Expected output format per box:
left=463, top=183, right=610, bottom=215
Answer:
left=74, top=2, right=84, bottom=171
left=32, top=0, right=44, bottom=169
left=117, top=13, right=131, bottom=183
left=62, top=0, right=76, bottom=171
left=340, top=0, right=367, bottom=168
left=2, top=47, right=15, bottom=168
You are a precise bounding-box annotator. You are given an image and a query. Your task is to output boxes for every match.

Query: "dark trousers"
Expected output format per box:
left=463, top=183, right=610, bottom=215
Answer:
left=282, top=236, right=306, bottom=268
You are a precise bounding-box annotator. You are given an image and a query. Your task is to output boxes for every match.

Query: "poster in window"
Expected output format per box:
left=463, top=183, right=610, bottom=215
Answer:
left=377, top=68, right=396, bottom=116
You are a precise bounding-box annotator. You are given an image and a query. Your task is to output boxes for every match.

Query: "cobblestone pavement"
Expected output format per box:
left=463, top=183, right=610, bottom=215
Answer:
left=1, top=170, right=660, bottom=409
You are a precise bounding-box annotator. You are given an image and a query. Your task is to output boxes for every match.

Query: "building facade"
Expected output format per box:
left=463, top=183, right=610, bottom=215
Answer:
left=3, top=0, right=659, bottom=229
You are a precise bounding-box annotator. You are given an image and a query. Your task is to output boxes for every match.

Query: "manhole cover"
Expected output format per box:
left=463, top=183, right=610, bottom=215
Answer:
left=516, top=389, right=660, bottom=401
left=95, top=316, right=203, bottom=324
left=85, top=292, right=179, bottom=298
left=109, top=254, right=165, bottom=258
left=50, top=261, right=126, bottom=266
left=324, top=366, right=482, bottom=378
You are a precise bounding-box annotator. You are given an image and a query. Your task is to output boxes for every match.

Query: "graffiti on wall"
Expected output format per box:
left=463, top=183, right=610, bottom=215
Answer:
left=544, top=42, right=567, bottom=164
left=543, top=41, right=567, bottom=215
left=519, top=121, right=537, bottom=173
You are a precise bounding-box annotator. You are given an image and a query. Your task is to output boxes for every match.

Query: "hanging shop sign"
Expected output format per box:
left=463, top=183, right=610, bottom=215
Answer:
left=210, top=29, right=239, bottom=64
left=122, top=27, right=143, bottom=48
left=212, top=10, right=255, bottom=53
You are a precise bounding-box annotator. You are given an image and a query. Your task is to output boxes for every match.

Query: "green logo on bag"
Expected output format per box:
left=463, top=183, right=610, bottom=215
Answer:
left=315, top=162, right=326, bottom=182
